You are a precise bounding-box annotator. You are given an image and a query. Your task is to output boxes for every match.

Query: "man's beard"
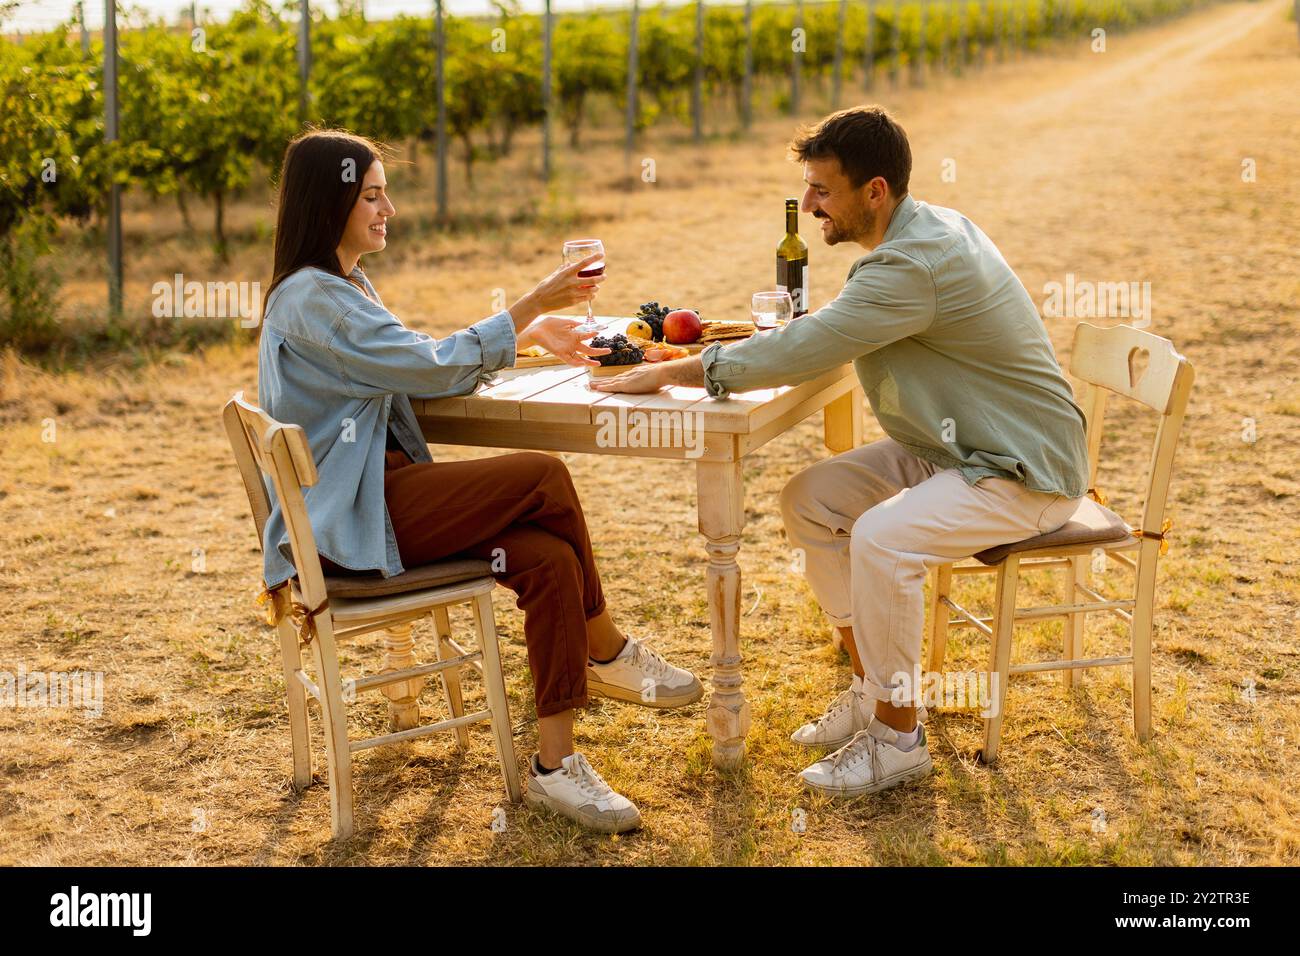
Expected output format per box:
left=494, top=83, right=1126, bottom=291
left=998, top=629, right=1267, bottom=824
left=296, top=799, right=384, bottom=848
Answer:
left=816, top=206, right=875, bottom=245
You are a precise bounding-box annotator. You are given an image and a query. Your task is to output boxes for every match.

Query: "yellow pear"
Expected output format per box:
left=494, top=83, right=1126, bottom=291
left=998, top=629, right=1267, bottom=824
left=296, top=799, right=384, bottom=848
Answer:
left=626, top=319, right=654, bottom=339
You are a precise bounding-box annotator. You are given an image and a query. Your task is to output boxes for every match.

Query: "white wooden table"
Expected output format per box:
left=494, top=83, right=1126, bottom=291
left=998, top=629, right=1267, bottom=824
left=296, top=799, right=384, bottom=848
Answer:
left=411, top=320, right=864, bottom=768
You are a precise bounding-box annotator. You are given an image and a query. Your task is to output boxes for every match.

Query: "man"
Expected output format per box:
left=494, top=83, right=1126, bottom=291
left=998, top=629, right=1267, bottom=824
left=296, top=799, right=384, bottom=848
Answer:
left=592, top=105, right=1090, bottom=797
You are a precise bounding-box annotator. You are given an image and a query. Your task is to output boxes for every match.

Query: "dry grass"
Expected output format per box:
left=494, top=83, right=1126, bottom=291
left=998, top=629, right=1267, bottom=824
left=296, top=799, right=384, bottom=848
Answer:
left=2, top=0, right=1299, bottom=865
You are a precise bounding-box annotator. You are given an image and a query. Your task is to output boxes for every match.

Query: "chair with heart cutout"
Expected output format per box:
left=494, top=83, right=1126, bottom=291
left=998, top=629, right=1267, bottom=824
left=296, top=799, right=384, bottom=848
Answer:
left=927, top=323, right=1195, bottom=762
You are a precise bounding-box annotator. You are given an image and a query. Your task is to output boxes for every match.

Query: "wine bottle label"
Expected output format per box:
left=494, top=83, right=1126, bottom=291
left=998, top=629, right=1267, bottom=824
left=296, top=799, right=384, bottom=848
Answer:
left=778, top=256, right=809, bottom=316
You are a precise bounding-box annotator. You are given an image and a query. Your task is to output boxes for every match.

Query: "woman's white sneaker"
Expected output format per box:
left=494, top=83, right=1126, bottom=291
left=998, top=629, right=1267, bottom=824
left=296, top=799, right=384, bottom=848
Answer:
left=526, top=752, right=642, bottom=834
left=587, top=636, right=703, bottom=708
left=798, top=717, right=933, bottom=797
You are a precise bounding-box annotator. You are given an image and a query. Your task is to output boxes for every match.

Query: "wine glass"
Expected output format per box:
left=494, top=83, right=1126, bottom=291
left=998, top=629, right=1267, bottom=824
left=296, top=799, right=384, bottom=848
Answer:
left=562, top=238, right=605, bottom=334
left=752, top=291, right=793, bottom=331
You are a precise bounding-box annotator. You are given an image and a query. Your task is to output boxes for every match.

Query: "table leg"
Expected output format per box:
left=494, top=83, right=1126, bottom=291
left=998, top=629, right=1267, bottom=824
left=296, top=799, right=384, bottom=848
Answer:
left=696, top=460, right=750, bottom=769
left=380, top=621, right=424, bottom=731
left=823, top=384, right=864, bottom=453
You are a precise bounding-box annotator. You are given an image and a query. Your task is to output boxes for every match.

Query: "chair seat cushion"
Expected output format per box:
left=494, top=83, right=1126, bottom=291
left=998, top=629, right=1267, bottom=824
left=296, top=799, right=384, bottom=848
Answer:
left=324, top=558, right=495, bottom=598
left=974, top=496, right=1133, bottom=565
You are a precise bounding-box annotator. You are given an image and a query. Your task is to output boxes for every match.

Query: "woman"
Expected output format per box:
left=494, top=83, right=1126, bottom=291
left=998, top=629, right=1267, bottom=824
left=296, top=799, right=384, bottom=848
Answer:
left=257, top=129, right=701, bottom=834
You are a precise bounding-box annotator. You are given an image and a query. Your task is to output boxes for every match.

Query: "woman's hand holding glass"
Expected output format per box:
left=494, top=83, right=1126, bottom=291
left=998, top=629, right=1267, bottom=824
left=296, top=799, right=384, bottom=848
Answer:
left=509, top=252, right=606, bottom=331
left=561, top=239, right=606, bottom=332
left=510, top=252, right=609, bottom=366
left=532, top=253, right=606, bottom=313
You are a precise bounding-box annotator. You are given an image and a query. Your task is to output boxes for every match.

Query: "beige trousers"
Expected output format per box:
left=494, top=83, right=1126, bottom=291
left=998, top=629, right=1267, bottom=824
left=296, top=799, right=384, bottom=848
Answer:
left=779, top=438, right=1079, bottom=704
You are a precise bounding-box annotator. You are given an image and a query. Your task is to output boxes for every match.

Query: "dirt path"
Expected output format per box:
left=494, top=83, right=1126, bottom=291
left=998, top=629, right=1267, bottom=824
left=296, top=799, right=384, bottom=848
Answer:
left=2, top=1, right=1297, bottom=865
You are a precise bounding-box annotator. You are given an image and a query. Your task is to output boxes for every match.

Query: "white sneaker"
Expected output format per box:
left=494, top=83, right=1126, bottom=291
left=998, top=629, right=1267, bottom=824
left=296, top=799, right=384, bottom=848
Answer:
left=587, top=636, right=703, bottom=709
left=798, top=717, right=933, bottom=798
left=791, top=675, right=929, bottom=749
left=525, top=752, right=642, bottom=834
left=790, top=675, right=871, bottom=749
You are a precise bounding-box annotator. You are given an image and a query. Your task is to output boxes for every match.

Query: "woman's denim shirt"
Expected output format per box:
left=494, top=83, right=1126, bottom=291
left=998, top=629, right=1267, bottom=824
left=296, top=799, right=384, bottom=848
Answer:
left=256, top=265, right=516, bottom=588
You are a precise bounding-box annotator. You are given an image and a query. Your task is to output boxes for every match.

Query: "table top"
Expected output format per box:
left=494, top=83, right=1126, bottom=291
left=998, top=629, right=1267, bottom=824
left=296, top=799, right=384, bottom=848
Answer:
left=409, top=316, right=855, bottom=437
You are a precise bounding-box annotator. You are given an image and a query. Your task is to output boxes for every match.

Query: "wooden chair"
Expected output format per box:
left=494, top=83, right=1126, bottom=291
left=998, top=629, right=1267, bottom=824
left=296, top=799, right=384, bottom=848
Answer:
left=927, top=323, right=1194, bottom=763
left=222, top=392, right=521, bottom=839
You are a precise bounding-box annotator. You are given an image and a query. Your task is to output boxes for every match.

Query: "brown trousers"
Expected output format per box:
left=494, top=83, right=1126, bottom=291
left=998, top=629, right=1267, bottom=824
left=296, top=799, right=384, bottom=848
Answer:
left=324, top=450, right=605, bottom=717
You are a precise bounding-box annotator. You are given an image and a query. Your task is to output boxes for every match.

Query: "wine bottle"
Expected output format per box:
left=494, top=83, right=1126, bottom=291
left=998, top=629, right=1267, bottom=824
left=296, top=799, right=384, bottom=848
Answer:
left=776, top=198, right=809, bottom=317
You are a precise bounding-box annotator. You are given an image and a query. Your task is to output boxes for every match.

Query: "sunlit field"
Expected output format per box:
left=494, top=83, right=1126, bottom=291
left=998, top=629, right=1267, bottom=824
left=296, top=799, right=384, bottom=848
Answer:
left=1, top=0, right=1298, bottom=865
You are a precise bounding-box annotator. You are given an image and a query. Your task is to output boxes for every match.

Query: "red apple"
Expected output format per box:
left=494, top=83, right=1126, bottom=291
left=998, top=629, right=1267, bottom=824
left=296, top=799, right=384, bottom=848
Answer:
left=663, top=309, right=702, bottom=344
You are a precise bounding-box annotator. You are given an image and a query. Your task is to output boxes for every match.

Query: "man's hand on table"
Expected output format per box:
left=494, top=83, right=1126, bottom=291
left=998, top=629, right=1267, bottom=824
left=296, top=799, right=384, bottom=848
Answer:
left=589, top=354, right=706, bottom=393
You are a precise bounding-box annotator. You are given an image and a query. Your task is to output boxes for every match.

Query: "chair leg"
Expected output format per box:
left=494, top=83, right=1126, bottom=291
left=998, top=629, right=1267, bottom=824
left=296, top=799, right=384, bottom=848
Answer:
left=1062, top=554, right=1088, bottom=690
left=471, top=592, right=522, bottom=803
left=309, top=627, right=355, bottom=840
left=981, top=557, right=1020, bottom=765
left=276, top=618, right=312, bottom=791
left=927, top=564, right=953, bottom=674
left=432, top=606, right=471, bottom=750
left=1131, top=544, right=1159, bottom=742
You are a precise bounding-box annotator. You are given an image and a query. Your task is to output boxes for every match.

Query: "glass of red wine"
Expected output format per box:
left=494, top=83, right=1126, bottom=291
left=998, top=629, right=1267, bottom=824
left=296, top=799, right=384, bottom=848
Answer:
left=562, top=238, right=605, bottom=334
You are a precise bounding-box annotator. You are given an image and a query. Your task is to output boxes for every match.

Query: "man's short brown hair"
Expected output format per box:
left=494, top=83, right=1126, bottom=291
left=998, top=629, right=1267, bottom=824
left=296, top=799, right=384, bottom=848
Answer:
left=789, top=106, right=912, bottom=196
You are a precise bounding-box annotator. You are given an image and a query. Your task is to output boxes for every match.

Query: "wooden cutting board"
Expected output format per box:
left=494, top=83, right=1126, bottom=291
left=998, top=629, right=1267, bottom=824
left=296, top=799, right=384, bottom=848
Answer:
left=512, top=315, right=755, bottom=367
left=513, top=351, right=568, bottom=368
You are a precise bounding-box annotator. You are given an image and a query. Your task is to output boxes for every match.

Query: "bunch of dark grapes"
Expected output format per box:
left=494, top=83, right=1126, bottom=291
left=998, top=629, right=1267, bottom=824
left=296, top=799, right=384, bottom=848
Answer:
left=634, top=302, right=671, bottom=341
left=591, top=333, right=644, bottom=367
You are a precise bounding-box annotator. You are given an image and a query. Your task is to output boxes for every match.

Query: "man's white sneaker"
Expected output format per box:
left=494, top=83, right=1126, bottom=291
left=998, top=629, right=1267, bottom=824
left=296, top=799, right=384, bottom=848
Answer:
left=798, top=716, right=933, bottom=797
left=791, top=675, right=929, bottom=749
left=790, top=674, right=872, bottom=749
left=587, top=636, right=703, bottom=708
left=525, top=753, right=642, bottom=834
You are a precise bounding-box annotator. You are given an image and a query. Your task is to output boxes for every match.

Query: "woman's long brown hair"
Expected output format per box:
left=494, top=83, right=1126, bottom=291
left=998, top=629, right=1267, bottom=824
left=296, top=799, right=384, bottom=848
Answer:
left=264, top=128, right=391, bottom=314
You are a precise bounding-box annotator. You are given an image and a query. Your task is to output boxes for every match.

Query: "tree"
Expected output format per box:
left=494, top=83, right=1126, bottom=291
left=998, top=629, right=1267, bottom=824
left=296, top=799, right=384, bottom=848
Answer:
left=118, top=6, right=296, bottom=260
left=312, top=14, right=431, bottom=145
left=481, top=1, right=544, bottom=157
left=636, top=6, right=694, bottom=127
left=0, top=26, right=125, bottom=348
left=441, top=16, right=498, bottom=188
left=554, top=14, right=624, bottom=148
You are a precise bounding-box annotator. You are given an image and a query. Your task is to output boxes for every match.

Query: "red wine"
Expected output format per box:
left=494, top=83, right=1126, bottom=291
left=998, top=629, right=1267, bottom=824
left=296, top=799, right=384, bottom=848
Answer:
left=578, top=264, right=605, bottom=278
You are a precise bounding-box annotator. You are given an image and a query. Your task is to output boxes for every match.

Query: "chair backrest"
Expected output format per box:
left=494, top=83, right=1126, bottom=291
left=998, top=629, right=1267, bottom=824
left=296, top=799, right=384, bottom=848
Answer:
left=1068, top=323, right=1195, bottom=541
left=222, top=391, right=328, bottom=605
